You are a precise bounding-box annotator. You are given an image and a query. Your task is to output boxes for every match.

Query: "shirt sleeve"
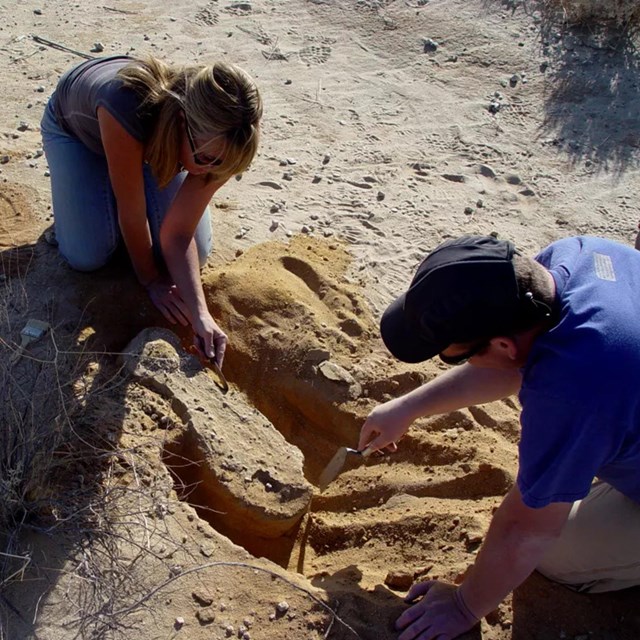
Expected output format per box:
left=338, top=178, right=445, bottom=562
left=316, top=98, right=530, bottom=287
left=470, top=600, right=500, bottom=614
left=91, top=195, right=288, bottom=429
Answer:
left=517, top=388, right=611, bottom=508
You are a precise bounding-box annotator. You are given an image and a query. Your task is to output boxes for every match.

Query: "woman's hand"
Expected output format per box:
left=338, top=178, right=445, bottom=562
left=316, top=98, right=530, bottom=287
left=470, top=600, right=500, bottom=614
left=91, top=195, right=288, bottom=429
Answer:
left=193, top=312, right=228, bottom=369
left=146, top=278, right=192, bottom=326
left=357, top=397, right=416, bottom=454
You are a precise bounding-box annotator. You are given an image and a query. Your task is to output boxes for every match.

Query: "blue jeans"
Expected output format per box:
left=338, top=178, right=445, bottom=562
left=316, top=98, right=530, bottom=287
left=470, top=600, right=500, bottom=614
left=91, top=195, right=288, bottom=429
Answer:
left=40, top=96, right=212, bottom=272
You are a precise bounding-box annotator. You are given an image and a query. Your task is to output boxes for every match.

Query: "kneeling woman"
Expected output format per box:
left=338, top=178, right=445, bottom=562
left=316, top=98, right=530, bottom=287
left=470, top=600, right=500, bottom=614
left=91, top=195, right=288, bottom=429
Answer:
left=41, top=55, right=262, bottom=367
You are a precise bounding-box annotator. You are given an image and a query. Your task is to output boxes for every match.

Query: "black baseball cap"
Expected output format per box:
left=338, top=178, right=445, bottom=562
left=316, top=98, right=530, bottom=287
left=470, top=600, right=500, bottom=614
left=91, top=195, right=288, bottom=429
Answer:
left=380, top=235, right=530, bottom=363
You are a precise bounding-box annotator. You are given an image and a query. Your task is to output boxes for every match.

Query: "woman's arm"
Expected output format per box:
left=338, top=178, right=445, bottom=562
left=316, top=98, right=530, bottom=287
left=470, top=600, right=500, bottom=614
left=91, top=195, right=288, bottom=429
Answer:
left=160, top=172, right=228, bottom=365
left=98, top=107, right=194, bottom=325
left=97, top=107, right=156, bottom=285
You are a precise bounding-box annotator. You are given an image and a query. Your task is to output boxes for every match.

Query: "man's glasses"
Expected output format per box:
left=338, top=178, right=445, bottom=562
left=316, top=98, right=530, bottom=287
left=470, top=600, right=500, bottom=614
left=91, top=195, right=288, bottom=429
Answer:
left=184, top=113, right=224, bottom=167
left=439, top=340, right=489, bottom=366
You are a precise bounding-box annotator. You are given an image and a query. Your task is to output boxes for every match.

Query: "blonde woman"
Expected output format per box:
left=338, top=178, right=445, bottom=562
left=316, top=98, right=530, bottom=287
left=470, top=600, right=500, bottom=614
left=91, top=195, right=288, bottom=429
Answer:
left=41, top=55, right=262, bottom=367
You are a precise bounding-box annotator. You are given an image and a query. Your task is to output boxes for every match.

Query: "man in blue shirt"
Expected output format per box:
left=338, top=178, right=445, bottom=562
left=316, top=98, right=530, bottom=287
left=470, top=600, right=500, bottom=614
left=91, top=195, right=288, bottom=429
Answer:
left=359, top=235, right=640, bottom=640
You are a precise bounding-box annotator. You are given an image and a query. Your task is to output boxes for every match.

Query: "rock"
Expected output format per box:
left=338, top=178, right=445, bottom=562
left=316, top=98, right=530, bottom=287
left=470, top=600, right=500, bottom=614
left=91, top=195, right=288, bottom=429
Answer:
left=488, top=100, right=501, bottom=114
left=509, top=73, right=519, bottom=87
left=464, top=206, right=474, bottom=215
left=196, top=608, right=216, bottom=625
left=91, top=42, right=105, bottom=53
left=33, top=8, right=42, bottom=14
left=377, top=191, right=385, bottom=201
left=322, top=154, right=331, bottom=164
left=192, top=590, right=214, bottom=606
left=174, top=617, right=185, bottom=629
left=505, top=174, right=522, bottom=185
left=317, top=361, right=354, bottom=385
left=422, top=38, right=438, bottom=53
left=276, top=601, right=290, bottom=615
left=282, top=171, right=293, bottom=181
left=123, top=329, right=313, bottom=540
left=478, top=164, right=496, bottom=180
left=0, top=156, right=9, bottom=165
left=312, top=174, right=322, bottom=183
left=17, top=121, right=30, bottom=132
left=385, top=570, right=414, bottom=590
left=269, top=220, right=279, bottom=232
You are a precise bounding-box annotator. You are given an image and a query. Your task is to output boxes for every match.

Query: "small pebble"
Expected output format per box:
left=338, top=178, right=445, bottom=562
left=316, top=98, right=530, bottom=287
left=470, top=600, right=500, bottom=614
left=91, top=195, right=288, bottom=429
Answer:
left=91, top=42, right=105, bottom=53
left=174, top=617, right=184, bottom=629
left=423, top=37, right=438, bottom=53
left=276, top=601, right=290, bottom=614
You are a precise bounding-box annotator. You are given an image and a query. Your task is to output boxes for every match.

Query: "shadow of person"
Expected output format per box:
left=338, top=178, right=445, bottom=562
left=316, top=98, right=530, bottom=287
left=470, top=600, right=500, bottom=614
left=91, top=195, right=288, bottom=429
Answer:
left=512, top=571, right=640, bottom=640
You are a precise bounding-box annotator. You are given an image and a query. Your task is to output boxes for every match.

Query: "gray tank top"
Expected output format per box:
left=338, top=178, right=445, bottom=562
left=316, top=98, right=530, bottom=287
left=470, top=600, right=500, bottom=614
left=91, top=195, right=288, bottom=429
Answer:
left=52, top=56, right=156, bottom=156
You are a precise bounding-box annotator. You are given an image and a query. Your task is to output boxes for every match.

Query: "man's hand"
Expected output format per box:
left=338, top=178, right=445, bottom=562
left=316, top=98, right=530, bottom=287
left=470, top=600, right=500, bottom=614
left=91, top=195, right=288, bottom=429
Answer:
left=396, top=581, right=478, bottom=640
left=358, top=398, right=416, bottom=453
left=193, top=312, right=228, bottom=369
left=146, top=278, right=192, bottom=326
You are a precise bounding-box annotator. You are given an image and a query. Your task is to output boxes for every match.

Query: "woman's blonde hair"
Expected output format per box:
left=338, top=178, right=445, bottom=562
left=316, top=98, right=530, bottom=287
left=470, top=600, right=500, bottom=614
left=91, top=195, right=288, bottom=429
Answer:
left=118, top=56, right=262, bottom=187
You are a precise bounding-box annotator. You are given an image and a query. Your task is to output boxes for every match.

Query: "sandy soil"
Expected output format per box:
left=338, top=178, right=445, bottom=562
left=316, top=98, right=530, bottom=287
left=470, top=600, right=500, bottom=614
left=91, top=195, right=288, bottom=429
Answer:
left=1, top=0, right=640, bottom=638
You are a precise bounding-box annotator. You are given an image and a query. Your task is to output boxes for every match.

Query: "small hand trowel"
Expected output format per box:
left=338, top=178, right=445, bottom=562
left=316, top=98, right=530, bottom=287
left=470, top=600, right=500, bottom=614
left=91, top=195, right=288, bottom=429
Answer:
left=192, top=336, right=229, bottom=395
left=318, top=446, right=374, bottom=492
left=11, top=318, right=50, bottom=363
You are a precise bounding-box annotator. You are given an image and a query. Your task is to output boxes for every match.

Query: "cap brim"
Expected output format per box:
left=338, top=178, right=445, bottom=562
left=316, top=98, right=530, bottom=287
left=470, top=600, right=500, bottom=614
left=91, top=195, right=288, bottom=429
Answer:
left=380, top=294, right=443, bottom=363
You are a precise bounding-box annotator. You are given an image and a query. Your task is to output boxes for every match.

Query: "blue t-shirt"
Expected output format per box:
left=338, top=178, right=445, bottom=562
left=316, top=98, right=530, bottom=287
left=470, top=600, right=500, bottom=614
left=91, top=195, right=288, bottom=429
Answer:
left=52, top=56, right=155, bottom=156
left=517, top=236, right=640, bottom=508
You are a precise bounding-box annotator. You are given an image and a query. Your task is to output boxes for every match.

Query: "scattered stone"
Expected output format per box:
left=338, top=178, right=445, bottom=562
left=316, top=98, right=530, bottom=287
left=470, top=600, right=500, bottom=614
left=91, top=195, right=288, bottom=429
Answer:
left=519, top=188, right=535, bottom=196
left=505, top=174, right=522, bottom=185
left=17, top=121, right=30, bottom=132
left=169, top=564, right=182, bottom=577
left=476, top=199, right=484, bottom=208
left=282, top=171, right=293, bottom=181
left=312, top=174, right=322, bottom=183
left=230, top=1, right=252, bottom=10
left=269, top=220, right=279, bottom=232
left=509, top=74, right=519, bottom=87
left=422, top=37, right=438, bottom=53
left=224, top=624, right=235, bottom=637
left=276, top=601, right=290, bottom=615
left=0, top=155, right=9, bottom=164
left=44, top=170, right=50, bottom=177
left=442, top=173, right=465, bottom=183
left=464, top=206, right=474, bottom=215
left=91, top=42, right=105, bottom=53
left=301, top=225, right=310, bottom=234
left=477, top=164, right=496, bottom=179
left=174, top=617, right=185, bottom=629
left=385, top=570, right=414, bottom=590
left=33, top=8, right=42, bottom=14
left=377, top=191, right=385, bottom=201
left=196, top=607, right=216, bottom=625
left=488, top=100, right=501, bottom=114
left=286, top=158, right=297, bottom=165
left=322, top=154, right=330, bottom=165
left=36, top=85, right=45, bottom=93
left=192, top=590, right=214, bottom=606
left=284, top=79, right=292, bottom=85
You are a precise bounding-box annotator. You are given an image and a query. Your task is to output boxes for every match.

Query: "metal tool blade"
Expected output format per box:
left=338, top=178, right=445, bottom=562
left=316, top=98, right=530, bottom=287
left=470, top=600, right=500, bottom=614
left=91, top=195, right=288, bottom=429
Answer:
left=318, top=446, right=372, bottom=492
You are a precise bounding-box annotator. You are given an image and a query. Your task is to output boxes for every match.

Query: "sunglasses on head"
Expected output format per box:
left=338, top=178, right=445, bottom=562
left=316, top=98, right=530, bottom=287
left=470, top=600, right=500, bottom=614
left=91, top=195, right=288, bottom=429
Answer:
left=439, top=340, right=489, bottom=366
left=183, top=112, right=224, bottom=167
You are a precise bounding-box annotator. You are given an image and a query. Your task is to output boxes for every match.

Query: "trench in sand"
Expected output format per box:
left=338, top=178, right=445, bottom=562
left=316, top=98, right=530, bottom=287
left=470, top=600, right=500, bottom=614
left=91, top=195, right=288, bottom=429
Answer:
left=152, top=238, right=517, bottom=577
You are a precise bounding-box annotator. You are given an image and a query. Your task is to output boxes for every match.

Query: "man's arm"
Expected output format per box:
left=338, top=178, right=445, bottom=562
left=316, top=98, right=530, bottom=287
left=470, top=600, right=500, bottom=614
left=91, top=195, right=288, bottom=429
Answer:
left=358, top=364, right=522, bottom=452
left=396, top=485, right=572, bottom=640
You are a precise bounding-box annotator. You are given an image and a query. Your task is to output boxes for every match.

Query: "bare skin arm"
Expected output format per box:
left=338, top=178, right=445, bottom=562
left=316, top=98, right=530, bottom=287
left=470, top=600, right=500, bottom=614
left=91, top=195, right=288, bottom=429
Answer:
left=396, top=486, right=572, bottom=640
left=98, top=108, right=191, bottom=325
left=358, top=364, right=522, bottom=452
left=160, top=172, right=228, bottom=366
